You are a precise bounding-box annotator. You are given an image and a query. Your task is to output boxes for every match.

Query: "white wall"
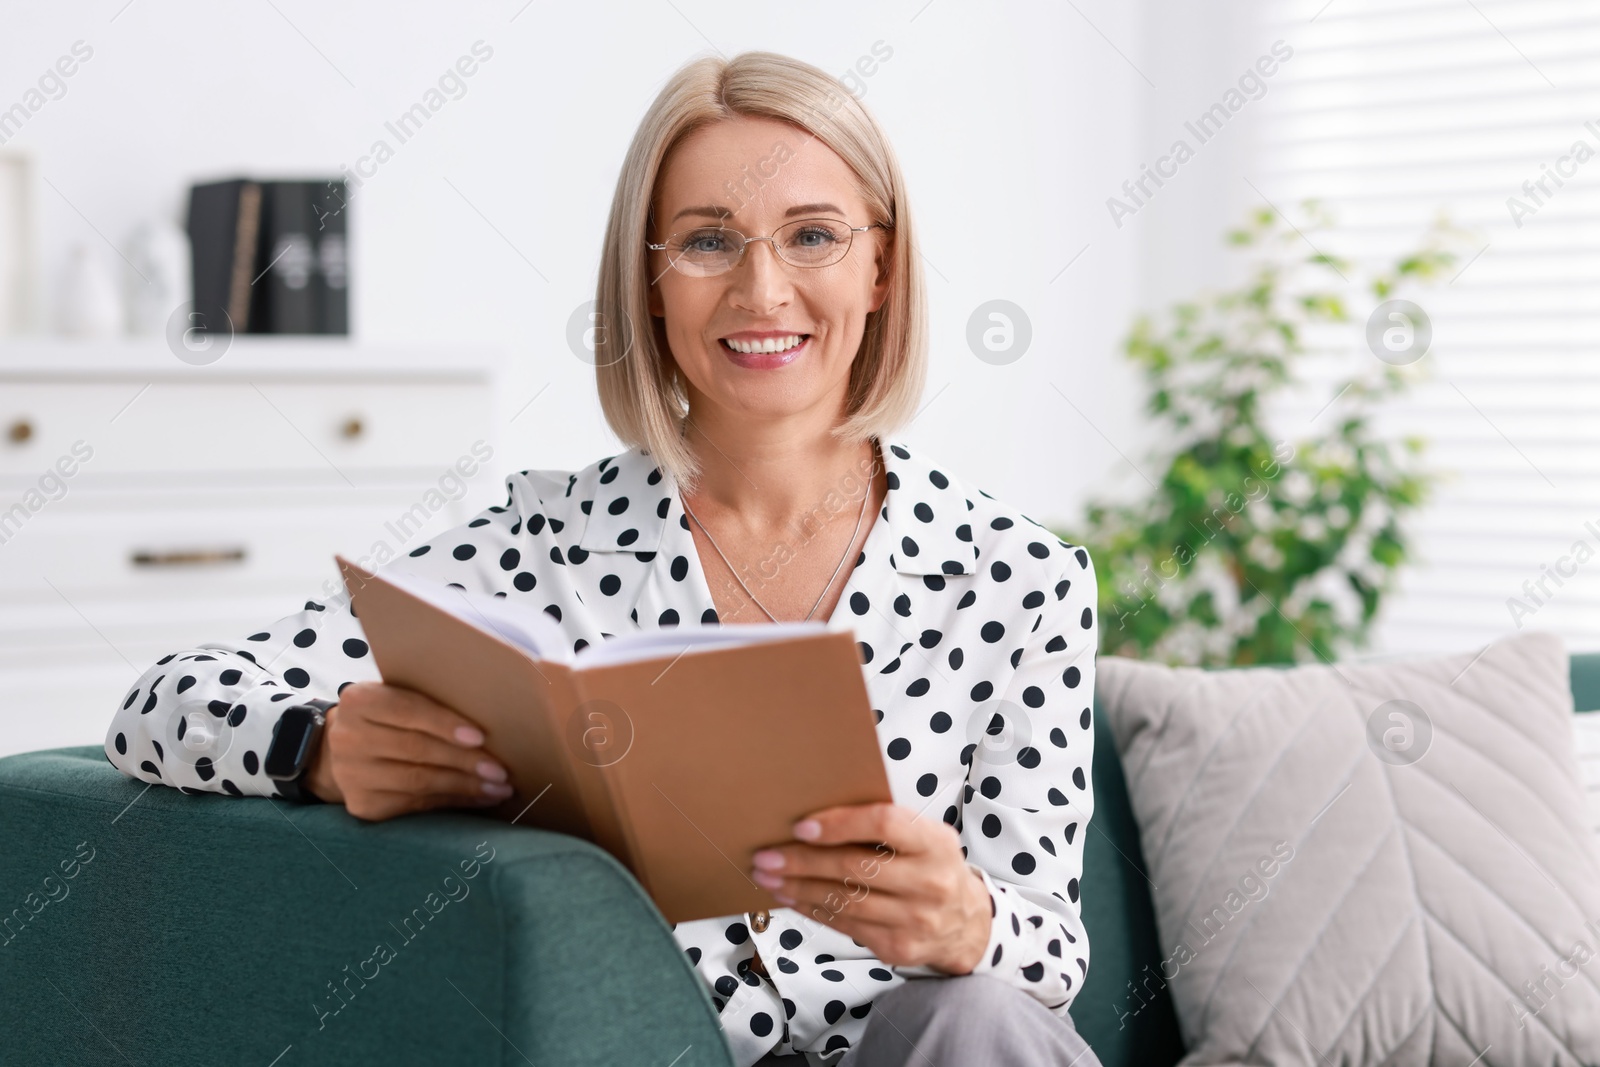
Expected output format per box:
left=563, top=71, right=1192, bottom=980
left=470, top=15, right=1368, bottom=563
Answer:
left=0, top=0, right=1152, bottom=537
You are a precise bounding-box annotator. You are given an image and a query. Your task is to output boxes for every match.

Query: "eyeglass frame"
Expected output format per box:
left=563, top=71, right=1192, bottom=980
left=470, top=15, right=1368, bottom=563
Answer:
left=645, top=217, right=892, bottom=277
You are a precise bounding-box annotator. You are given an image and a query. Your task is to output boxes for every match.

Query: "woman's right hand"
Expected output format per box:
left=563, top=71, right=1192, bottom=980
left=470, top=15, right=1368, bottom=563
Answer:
left=303, top=680, right=514, bottom=821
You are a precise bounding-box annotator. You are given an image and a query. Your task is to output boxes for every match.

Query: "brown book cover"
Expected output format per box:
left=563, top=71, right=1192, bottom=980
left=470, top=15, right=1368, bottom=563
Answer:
left=336, top=555, right=894, bottom=924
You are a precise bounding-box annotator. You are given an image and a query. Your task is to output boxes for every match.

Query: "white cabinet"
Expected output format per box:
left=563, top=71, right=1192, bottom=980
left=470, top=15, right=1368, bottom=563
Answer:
left=0, top=339, right=501, bottom=757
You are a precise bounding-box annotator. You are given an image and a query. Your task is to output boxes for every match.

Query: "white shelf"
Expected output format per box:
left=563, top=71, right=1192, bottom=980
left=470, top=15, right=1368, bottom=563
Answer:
left=0, top=337, right=503, bottom=380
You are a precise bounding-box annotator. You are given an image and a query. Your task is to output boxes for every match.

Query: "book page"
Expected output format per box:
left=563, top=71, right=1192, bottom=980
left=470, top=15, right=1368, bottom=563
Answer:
left=375, top=565, right=828, bottom=669
left=377, top=566, right=573, bottom=664
left=575, top=621, right=827, bottom=669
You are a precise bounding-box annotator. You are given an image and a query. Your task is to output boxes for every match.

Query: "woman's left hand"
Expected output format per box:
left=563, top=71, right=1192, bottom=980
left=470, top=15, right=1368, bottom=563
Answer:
left=749, top=801, right=992, bottom=974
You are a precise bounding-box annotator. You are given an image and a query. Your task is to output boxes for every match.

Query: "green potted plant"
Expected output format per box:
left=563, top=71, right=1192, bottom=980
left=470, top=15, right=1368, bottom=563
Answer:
left=1064, top=202, right=1473, bottom=666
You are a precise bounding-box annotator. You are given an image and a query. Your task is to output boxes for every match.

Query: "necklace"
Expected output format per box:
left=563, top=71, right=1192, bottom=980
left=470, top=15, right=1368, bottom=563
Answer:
left=680, top=454, right=878, bottom=623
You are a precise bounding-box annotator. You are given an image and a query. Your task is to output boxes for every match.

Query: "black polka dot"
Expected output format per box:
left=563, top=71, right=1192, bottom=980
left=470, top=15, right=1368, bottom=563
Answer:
left=342, top=638, right=369, bottom=658
left=452, top=544, right=476, bottom=561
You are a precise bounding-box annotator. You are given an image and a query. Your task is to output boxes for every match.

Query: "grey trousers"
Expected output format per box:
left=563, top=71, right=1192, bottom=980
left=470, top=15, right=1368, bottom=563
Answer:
left=750, top=974, right=1103, bottom=1067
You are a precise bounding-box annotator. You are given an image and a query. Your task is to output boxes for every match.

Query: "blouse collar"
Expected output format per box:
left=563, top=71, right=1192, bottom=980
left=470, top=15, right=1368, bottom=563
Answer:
left=574, top=438, right=980, bottom=577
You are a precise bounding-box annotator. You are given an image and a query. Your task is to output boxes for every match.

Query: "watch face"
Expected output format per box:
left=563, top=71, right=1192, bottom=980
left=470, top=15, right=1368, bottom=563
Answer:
left=265, top=706, right=319, bottom=779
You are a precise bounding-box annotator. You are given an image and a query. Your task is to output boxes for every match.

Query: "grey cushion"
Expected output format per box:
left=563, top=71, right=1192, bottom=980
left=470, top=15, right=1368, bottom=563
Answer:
left=1576, top=712, right=1600, bottom=837
left=1096, top=632, right=1600, bottom=1066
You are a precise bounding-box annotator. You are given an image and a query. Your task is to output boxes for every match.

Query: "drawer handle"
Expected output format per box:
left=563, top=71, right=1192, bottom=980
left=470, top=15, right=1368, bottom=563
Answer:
left=341, top=416, right=364, bottom=440
left=7, top=418, right=32, bottom=444
left=130, top=547, right=248, bottom=568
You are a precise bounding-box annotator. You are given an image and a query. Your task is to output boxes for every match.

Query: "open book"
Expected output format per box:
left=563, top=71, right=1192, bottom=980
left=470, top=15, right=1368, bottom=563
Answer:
left=336, top=555, right=894, bottom=924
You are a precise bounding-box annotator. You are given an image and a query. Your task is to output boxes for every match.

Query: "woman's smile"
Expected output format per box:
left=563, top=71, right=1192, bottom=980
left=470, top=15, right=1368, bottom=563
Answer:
left=718, top=329, right=813, bottom=369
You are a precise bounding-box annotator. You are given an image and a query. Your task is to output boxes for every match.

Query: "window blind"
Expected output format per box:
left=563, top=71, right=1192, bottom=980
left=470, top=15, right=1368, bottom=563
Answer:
left=1248, top=0, right=1600, bottom=654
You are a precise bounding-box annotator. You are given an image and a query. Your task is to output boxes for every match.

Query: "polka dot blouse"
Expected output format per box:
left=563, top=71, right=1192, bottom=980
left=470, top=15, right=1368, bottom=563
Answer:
left=103, top=438, right=1099, bottom=1067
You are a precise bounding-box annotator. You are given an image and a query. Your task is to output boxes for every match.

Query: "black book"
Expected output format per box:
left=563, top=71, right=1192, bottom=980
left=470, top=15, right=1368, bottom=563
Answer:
left=311, top=180, right=349, bottom=334
left=185, top=179, right=262, bottom=336
left=253, top=181, right=319, bottom=333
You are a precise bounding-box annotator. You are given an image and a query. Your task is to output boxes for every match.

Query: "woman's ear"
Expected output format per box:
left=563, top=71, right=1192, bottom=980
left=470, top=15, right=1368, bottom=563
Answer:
left=867, top=230, right=892, bottom=314
left=647, top=278, right=664, bottom=318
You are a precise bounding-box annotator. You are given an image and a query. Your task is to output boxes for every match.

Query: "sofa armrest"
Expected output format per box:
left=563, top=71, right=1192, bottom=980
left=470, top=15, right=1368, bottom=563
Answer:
left=0, top=746, right=734, bottom=1067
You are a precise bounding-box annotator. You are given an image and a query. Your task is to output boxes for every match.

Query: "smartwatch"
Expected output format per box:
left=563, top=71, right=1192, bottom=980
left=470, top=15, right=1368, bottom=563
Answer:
left=265, top=698, right=337, bottom=802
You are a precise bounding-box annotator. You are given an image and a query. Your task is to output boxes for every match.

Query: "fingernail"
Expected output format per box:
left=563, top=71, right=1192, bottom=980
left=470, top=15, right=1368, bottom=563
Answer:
left=455, top=725, right=485, bottom=746
left=752, top=869, right=784, bottom=889
left=774, top=893, right=795, bottom=905
left=793, top=819, right=821, bottom=841
left=481, top=780, right=514, bottom=797
left=476, top=760, right=508, bottom=782
left=752, top=849, right=785, bottom=871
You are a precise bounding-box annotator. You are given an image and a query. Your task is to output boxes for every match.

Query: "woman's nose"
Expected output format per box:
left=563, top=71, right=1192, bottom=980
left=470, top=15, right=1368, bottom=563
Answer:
left=727, top=238, right=793, bottom=311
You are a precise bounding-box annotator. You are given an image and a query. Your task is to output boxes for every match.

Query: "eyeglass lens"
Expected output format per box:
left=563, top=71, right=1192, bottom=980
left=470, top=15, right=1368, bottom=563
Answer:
left=662, top=219, right=856, bottom=276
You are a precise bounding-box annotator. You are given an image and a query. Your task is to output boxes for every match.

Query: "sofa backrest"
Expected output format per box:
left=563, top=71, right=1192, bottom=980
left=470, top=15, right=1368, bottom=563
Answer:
left=1070, top=649, right=1600, bottom=1067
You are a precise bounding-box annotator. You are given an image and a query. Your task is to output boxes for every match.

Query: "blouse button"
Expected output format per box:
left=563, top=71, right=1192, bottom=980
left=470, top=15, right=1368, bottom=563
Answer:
left=747, top=909, right=772, bottom=977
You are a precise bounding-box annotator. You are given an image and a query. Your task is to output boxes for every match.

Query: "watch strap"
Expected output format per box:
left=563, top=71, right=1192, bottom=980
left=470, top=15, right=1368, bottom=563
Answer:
left=270, top=697, right=337, bottom=803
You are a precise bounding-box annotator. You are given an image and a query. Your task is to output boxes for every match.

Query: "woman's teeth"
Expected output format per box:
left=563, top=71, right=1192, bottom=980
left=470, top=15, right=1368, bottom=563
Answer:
left=722, top=334, right=807, bottom=354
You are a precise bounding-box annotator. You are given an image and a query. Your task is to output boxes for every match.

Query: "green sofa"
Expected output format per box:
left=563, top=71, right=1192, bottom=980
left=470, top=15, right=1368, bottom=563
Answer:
left=4, top=652, right=1597, bottom=1066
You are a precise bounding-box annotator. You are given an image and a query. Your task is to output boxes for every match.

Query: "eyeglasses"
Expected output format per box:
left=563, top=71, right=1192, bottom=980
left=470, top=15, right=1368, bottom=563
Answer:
left=646, top=217, right=889, bottom=278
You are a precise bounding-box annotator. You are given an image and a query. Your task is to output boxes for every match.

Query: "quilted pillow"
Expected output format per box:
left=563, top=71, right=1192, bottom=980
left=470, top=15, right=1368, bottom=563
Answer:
left=1097, top=631, right=1600, bottom=1065
left=1577, top=712, right=1600, bottom=836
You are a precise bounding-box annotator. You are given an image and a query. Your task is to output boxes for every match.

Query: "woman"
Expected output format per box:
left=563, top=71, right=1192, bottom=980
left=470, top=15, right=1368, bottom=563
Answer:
left=105, top=51, right=1100, bottom=1067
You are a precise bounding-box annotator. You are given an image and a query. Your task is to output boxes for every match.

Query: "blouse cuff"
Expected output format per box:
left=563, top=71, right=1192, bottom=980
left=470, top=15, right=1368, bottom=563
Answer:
left=963, top=862, right=1009, bottom=975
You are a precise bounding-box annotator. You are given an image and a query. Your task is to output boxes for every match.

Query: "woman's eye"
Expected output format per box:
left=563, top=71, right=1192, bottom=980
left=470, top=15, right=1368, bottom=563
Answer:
left=792, top=227, right=839, bottom=246
left=681, top=232, right=728, bottom=254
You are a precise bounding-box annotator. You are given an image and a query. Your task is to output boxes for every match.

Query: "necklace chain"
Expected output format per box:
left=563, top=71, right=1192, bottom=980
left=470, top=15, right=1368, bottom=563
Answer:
left=681, top=456, right=878, bottom=623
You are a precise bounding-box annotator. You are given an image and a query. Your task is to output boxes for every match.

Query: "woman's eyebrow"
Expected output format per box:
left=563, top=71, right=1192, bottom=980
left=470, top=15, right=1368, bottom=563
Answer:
left=668, top=201, right=848, bottom=224
left=671, top=204, right=734, bottom=223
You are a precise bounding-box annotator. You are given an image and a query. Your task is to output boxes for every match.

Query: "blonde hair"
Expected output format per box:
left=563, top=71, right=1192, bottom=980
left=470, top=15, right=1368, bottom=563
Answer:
left=593, top=50, right=928, bottom=492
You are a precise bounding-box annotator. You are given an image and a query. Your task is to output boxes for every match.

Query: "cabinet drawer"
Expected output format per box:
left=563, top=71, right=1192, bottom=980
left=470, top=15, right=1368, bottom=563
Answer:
left=0, top=484, right=483, bottom=599
left=0, top=381, right=490, bottom=478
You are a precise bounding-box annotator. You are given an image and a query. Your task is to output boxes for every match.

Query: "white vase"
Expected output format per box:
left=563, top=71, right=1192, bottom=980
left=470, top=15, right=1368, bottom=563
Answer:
left=125, top=219, right=191, bottom=336
left=57, top=243, right=122, bottom=339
